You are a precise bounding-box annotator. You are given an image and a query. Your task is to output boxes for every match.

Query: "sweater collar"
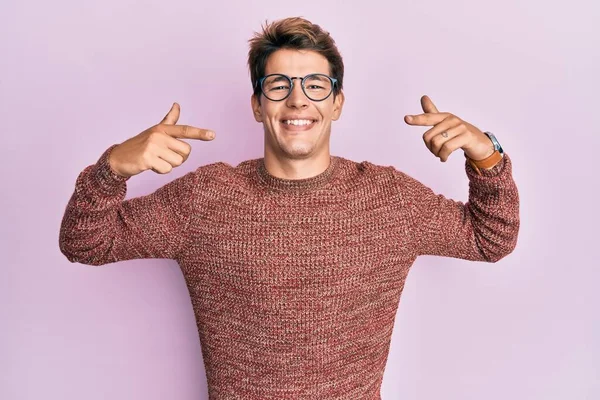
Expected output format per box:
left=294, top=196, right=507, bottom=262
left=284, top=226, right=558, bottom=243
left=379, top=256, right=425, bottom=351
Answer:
left=256, top=156, right=339, bottom=191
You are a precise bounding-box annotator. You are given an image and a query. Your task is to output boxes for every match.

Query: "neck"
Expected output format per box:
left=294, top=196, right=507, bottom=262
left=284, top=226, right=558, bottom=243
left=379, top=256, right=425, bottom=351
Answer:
left=263, top=148, right=331, bottom=180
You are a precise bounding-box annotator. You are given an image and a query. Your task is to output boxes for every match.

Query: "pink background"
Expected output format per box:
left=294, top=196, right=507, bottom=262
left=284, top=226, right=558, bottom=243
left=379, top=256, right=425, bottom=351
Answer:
left=2, top=0, right=599, bottom=399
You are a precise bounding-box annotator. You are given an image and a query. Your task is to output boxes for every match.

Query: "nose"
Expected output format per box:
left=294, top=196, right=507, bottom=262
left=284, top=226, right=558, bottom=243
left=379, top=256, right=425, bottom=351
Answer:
left=285, top=79, right=309, bottom=109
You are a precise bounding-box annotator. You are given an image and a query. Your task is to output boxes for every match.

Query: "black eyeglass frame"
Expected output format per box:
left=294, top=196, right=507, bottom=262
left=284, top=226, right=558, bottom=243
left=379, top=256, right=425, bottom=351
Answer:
left=255, top=73, right=339, bottom=102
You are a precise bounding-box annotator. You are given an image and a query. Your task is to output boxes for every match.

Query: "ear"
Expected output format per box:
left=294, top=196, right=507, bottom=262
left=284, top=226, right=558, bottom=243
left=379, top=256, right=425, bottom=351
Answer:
left=331, top=91, right=345, bottom=121
left=251, top=94, right=263, bottom=122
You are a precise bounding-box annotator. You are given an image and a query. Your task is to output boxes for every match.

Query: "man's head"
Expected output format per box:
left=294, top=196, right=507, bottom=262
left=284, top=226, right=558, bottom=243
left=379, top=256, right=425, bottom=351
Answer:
left=248, top=17, right=345, bottom=162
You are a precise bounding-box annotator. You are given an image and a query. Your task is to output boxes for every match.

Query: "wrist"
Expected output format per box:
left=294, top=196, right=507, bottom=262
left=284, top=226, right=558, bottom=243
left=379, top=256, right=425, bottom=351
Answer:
left=103, top=145, right=131, bottom=182
left=107, top=145, right=132, bottom=179
left=466, top=131, right=504, bottom=175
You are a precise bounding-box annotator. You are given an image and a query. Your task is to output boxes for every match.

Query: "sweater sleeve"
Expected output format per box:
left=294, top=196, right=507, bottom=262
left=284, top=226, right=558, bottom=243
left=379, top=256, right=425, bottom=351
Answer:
left=397, top=154, right=520, bottom=262
left=59, top=145, right=199, bottom=266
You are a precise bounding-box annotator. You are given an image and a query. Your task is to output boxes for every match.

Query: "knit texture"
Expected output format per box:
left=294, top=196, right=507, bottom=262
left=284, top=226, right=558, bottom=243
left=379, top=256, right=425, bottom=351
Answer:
left=59, top=146, right=520, bottom=399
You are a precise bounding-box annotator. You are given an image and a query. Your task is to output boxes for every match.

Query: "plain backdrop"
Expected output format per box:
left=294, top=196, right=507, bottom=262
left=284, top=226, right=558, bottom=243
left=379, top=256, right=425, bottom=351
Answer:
left=1, top=0, right=599, bottom=399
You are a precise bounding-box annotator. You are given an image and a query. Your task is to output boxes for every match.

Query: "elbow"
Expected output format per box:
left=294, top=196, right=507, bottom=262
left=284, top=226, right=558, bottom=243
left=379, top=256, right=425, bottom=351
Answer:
left=58, top=232, right=112, bottom=267
left=59, top=244, right=106, bottom=266
left=59, top=208, right=115, bottom=266
left=485, top=237, right=518, bottom=263
left=60, top=252, right=104, bottom=267
left=478, top=220, right=520, bottom=263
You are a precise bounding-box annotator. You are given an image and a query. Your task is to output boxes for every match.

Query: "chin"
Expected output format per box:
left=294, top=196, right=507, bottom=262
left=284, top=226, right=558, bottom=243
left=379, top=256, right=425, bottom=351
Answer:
left=270, top=133, right=315, bottom=158
left=280, top=143, right=315, bottom=159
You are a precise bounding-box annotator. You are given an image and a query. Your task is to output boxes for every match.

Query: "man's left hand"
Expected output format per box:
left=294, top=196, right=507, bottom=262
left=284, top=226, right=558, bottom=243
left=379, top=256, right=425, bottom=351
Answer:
left=404, top=95, right=495, bottom=162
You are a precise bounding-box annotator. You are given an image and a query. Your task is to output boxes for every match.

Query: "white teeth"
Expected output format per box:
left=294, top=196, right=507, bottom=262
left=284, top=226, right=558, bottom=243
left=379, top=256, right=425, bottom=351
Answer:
left=284, top=119, right=314, bottom=126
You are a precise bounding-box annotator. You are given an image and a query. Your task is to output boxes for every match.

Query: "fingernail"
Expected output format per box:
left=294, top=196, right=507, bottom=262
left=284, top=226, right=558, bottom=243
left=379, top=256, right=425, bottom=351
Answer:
left=405, top=115, right=413, bottom=122
left=207, top=131, right=215, bottom=139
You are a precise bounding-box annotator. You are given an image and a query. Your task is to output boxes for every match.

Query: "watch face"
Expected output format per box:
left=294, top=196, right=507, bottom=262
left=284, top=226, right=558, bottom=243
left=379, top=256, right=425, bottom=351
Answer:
left=485, top=132, right=504, bottom=154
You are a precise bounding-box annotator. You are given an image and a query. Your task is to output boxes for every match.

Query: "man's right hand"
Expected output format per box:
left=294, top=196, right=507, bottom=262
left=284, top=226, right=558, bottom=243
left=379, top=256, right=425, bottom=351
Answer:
left=108, top=103, right=215, bottom=178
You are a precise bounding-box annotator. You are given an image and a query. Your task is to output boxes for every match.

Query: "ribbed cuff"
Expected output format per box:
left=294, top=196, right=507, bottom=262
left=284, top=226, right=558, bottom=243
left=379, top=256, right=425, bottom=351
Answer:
left=91, top=145, right=129, bottom=195
left=465, top=153, right=514, bottom=190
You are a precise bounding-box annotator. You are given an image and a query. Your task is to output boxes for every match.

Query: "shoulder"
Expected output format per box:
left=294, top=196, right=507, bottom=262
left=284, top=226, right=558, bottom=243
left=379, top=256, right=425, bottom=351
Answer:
left=333, top=156, right=419, bottom=186
left=185, top=159, right=261, bottom=199
left=333, top=156, right=433, bottom=200
left=190, top=158, right=258, bottom=180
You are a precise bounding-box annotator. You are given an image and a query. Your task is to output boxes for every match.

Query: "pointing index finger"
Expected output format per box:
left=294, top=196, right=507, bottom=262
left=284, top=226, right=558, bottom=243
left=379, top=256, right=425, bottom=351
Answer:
left=161, top=124, right=215, bottom=140
left=404, top=112, right=448, bottom=126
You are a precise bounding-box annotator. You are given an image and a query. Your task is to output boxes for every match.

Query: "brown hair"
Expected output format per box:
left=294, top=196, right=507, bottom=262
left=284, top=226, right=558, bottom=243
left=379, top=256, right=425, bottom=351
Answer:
left=247, top=17, right=344, bottom=99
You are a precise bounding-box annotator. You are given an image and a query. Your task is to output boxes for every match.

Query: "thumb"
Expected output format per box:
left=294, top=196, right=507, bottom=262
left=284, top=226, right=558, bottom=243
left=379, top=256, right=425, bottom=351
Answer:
left=420, top=95, right=439, bottom=114
left=160, top=102, right=180, bottom=125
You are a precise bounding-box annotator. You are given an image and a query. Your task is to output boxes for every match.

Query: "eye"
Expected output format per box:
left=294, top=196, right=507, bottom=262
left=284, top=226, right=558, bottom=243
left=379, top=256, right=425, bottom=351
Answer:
left=268, top=85, right=290, bottom=91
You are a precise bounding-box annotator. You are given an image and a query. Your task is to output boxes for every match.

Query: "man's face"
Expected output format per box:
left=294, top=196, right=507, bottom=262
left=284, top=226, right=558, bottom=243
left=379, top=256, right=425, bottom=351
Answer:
left=251, top=48, right=345, bottom=161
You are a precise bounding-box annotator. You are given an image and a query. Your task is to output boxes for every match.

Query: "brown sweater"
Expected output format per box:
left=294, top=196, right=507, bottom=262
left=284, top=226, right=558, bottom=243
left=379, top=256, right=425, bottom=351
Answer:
left=59, top=145, right=520, bottom=399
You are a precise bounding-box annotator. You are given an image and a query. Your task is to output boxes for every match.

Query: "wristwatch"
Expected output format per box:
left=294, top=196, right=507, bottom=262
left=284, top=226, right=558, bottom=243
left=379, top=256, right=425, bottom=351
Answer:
left=466, top=131, right=504, bottom=175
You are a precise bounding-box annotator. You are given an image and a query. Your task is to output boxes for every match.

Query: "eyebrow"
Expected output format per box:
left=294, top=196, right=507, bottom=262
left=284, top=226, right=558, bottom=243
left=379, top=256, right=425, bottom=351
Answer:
left=265, top=76, right=289, bottom=83
left=304, top=74, right=328, bottom=82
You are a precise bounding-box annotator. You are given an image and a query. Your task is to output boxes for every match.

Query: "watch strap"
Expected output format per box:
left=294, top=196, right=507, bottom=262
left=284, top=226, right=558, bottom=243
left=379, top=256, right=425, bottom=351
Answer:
left=466, top=150, right=503, bottom=176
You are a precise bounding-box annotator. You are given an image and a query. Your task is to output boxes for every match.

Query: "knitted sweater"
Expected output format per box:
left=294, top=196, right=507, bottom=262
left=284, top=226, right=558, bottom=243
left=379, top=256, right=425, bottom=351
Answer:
left=59, top=145, right=520, bottom=399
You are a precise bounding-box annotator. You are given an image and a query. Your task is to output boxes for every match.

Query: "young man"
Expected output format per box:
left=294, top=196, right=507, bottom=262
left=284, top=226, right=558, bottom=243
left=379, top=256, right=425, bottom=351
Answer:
left=60, top=17, right=519, bottom=400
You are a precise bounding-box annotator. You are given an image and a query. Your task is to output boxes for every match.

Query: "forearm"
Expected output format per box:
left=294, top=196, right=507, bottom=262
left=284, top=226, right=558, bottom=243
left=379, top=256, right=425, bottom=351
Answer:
left=463, top=153, right=520, bottom=262
left=410, top=154, right=520, bottom=262
left=59, top=145, right=131, bottom=265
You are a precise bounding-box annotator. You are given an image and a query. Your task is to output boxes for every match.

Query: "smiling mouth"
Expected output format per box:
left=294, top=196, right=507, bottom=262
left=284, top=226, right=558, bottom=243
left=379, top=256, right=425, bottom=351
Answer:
left=281, top=119, right=317, bottom=126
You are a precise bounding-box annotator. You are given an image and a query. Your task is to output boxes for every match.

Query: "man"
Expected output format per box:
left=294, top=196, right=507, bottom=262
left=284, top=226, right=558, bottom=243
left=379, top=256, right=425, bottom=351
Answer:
left=59, top=16, right=519, bottom=400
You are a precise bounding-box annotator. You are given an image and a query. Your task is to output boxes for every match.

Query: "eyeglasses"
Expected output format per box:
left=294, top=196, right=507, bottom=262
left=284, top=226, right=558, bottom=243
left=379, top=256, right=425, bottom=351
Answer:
left=256, top=73, right=338, bottom=102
